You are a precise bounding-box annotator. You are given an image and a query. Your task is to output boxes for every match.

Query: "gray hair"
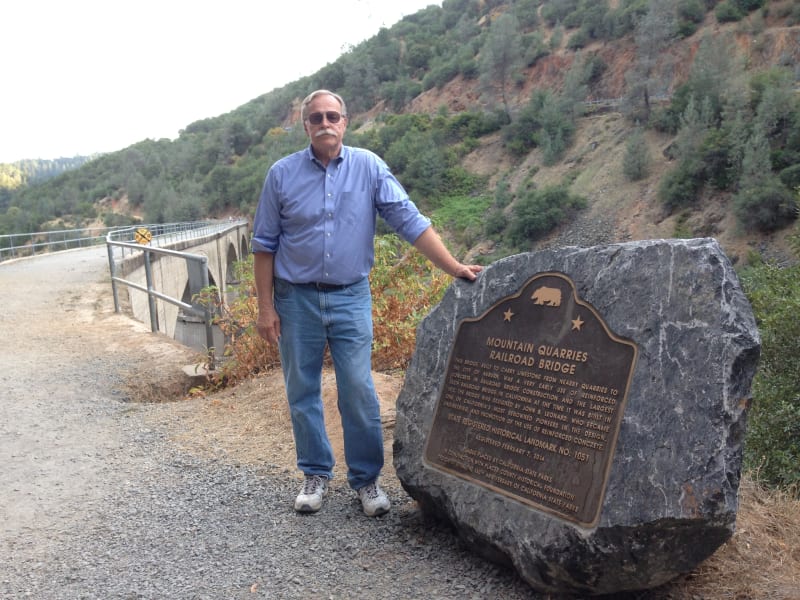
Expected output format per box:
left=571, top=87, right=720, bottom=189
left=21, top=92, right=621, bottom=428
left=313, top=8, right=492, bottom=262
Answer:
left=300, top=90, right=348, bottom=122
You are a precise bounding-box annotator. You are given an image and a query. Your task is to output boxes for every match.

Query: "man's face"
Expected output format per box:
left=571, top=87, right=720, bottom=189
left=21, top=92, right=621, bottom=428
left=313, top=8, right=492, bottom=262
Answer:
left=303, top=94, right=348, bottom=159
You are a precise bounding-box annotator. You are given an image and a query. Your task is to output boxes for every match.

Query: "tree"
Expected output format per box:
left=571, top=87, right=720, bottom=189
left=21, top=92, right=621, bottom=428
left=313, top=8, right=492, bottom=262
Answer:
left=479, top=13, right=524, bottom=120
left=740, top=127, right=773, bottom=186
left=622, top=128, right=650, bottom=181
left=733, top=128, right=798, bottom=231
left=561, top=52, right=593, bottom=119
left=541, top=0, right=580, bottom=27
left=342, top=52, right=380, bottom=114
left=536, top=92, right=577, bottom=165
left=371, top=28, right=402, bottom=82
left=683, top=34, right=741, bottom=127
left=752, top=68, right=797, bottom=146
left=513, top=0, right=541, bottom=28
left=624, top=0, right=677, bottom=124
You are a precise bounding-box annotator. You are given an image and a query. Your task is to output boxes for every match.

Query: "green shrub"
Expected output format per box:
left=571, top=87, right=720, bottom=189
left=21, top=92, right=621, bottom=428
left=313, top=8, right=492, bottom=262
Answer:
left=715, top=1, right=744, bottom=22
left=678, top=0, right=706, bottom=24
left=779, top=164, right=800, bottom=189
left=733, top=178, right=798, bottom=232
left=732, top=0, right=765, bottom=12
left=791, top=3, right=800, bottom=25
left=739, top=255, right=800, bottom=488
left=441, top=166, right=485, bottom=196
left=699, top=128, right=736, bottom=190
left=484, top=209, right=507, bottom=237
left=583, top=54, right=608, bottom=85
left=513, top=0, right=541, bottom=28
left=566, top=28, right=590, bottom=49
left=422, top=59, right=461, bottom=90
left=507, top=185, right=587, bottom=248
left=672, top=211, right=694, bottom=238
left=541, top=0, right=580, bottom=27
left=433, top=194, right=492, bottom=247
left=504, top=90, right=576, bottom=164
left=441, top=111, right=504, bottom=142
left=494, top=176, right=513, bottom=209
left=658, top=156, right=706, bottom=211
left=604, top=0, right=649, bottom=39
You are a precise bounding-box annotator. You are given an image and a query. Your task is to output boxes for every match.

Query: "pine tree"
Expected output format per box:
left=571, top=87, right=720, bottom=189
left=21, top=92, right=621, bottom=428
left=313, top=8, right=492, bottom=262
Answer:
left=479, top=13, right=524, bottom=120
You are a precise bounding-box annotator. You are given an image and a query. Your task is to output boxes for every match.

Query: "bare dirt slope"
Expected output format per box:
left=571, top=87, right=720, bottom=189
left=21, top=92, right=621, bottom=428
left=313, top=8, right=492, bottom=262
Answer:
left=458, top=108, right=798, bottom=266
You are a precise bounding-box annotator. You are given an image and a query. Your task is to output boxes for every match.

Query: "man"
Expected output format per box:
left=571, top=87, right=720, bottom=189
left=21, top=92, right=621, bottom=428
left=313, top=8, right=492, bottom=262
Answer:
left=252, top=90, right=482, bottom=517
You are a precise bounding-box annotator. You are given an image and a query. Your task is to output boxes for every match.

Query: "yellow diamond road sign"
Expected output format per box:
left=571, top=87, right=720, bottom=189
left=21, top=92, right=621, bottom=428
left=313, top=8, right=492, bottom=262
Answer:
left=134, top=227, right=152, bottom=245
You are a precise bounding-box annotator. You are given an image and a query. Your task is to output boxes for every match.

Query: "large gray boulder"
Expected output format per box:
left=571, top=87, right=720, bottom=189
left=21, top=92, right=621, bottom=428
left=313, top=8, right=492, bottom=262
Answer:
left=393, top=238, right=761, bottom=596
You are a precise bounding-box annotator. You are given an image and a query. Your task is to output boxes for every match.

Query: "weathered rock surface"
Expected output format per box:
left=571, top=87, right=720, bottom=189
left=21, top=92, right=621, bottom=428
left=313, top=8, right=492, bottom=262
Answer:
left=393, top=238, right=761, bottom=596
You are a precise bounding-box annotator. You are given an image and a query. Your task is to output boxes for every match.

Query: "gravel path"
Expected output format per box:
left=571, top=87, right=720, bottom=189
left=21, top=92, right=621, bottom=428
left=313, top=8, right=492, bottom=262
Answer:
left=0, top=248, right=539, bottom=600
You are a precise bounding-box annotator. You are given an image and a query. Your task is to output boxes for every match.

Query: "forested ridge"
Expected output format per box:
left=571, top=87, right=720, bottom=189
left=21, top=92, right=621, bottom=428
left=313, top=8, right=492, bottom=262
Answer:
left=0, top=156, right=94, bottom=205
left=2, top=0, right=798, bottom=250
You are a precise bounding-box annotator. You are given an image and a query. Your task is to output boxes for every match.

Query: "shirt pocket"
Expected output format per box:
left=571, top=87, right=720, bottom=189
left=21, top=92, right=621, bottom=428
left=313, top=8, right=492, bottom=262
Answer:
left=338, top=190, right=372, bottom=226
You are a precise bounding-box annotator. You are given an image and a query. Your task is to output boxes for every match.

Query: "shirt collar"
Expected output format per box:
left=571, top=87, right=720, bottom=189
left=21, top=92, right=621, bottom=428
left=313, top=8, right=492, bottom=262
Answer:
left=304, top=144, right=348, bottom=167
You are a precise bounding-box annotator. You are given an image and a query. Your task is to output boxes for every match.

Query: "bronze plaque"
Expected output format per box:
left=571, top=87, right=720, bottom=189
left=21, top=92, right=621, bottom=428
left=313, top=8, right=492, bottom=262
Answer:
left=424, top=272, right=638, bottom=528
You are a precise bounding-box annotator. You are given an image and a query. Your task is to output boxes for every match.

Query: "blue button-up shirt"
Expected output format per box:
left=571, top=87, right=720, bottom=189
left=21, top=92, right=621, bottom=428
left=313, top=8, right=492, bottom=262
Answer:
left=251, top=145, right=431, bottom=285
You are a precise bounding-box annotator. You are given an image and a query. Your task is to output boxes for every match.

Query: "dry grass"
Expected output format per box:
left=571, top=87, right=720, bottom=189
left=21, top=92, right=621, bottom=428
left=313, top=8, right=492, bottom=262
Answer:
left=662, top=476, right=800, bottom=600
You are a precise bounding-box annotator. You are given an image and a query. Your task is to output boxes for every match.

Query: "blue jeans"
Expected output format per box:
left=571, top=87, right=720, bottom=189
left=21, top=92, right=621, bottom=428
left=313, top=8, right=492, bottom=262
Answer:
left=273, top=277, right=383, bottom=490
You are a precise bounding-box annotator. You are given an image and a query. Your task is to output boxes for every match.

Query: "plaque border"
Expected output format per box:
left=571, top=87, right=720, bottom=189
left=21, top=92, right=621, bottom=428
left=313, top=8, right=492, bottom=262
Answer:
left=422, top=271, right=639, bottom=528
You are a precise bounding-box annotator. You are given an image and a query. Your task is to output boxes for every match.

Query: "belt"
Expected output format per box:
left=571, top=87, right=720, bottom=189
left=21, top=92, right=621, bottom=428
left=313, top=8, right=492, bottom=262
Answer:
left=296, top=281, right=351, bottom=291
left=277, top=277, right=364, bottom=291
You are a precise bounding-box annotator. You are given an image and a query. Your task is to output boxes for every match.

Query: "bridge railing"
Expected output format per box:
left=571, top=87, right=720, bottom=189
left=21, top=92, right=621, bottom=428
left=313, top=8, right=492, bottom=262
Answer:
left=0, top=220, right=231, bottom=263
left=105, top=220, right=237, bottom=260
left=105, top=219, right=249, bottom=369
left=0, top=224, right=112, bottom=262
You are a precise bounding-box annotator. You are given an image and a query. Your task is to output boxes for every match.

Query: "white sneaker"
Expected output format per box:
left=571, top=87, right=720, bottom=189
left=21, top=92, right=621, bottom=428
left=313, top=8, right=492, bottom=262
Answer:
left=357, top=481, right=390, bottom=517
left=294, top=475, right=328, bottom=513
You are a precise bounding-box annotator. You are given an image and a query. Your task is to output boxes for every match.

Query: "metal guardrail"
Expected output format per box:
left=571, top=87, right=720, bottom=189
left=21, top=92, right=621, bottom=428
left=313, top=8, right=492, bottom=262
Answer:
left=0, top=220, right=227, bottom=263
left=104, top=219, right=248, bottom=369
left=0, top=225, right=112, bottom=262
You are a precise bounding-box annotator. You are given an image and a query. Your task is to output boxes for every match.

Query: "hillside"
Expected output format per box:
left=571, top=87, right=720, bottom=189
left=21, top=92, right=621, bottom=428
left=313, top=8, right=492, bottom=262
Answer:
left=505, top=110, right=796, bottom=264
left=398, top=8, right=800, bottom=265
left=2, top=0, right=798, bottom=263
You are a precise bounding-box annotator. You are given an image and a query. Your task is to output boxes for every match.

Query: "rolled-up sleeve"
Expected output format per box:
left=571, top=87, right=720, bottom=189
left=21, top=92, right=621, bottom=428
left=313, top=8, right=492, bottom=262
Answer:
left=372, top=156, right=431, bottom=244
left=251, top=169, right=281, bottom=254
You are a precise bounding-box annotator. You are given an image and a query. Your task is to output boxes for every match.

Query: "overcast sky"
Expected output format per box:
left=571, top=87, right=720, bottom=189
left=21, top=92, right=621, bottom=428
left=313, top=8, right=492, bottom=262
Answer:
left=0, top=0, right=442, bottom=163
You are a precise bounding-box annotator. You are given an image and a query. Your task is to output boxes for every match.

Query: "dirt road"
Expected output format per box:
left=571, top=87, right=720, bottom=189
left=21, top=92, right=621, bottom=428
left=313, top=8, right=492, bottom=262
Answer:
left=0, top=248, right=196, bottom=578
left=1, top=248, right=170, bottom=538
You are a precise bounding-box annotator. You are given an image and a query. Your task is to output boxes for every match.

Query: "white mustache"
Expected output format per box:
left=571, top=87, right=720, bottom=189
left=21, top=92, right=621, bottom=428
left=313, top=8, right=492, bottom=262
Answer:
left=314, top=128, right=337, bottom=137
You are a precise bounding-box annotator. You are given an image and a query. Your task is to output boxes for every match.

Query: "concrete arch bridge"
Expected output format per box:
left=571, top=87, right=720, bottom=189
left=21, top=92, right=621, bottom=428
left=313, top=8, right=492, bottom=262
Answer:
left=107, top=220, right=251, bottom=358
